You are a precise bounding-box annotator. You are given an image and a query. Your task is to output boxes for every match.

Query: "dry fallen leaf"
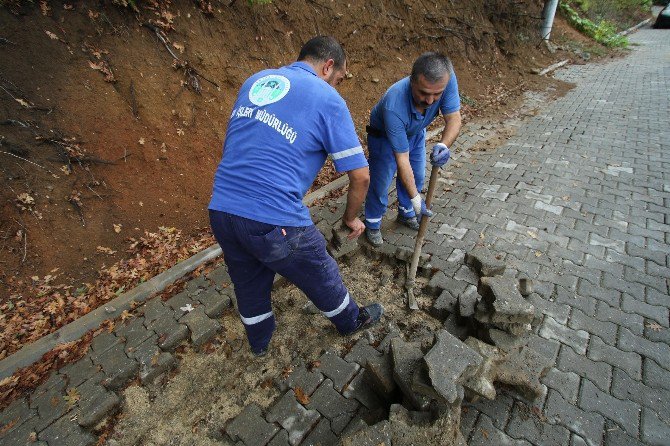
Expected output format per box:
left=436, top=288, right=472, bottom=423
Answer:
left=15, top=98, right=30, bottom=108
left=294, top=387, right=310, bottom=405
left=176, top=128, right=185, bottom=136
left=138, top=138, right=145, bottom=145
left=96, top=246, right=117, bottom=255
left=646, top=322, right=663, bottom=332
left=173, top=42, right=185, bottom=53
left=45, top=30, right=58, bottom=40
left=64, top=387, right=80, bottom=407
left=526, top=230, right=538, bottom=239
left=113, top=224, right=122, bottom=233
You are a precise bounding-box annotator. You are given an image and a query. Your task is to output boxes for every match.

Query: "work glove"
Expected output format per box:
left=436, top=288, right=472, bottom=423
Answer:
left=411, top=195, right=433, bottom=222
left=430, top=143, right=451, bottom=167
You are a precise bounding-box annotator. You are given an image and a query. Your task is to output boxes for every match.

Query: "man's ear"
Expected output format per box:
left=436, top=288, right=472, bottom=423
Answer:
left=322, top=58, right=335, bottom=76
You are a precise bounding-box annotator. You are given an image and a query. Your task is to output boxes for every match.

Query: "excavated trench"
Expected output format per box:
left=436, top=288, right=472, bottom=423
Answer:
left=106, top=229, right=550, bottom=446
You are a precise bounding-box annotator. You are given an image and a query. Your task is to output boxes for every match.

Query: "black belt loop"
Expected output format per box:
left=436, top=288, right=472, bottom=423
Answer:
left=365, top=125, right=384, bottom=138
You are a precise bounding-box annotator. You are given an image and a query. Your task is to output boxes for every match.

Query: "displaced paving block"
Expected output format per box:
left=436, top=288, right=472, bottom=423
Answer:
left=207, top=265, right=231, bottom=290
left=266, top=390, right=321, bottom=445
left=459, top=284, right=480, bottom=317
left=465, top=247, right=506, bottom=277
left=226, top=403, right=279, bottom=446
left=462, top=337, right=500, bottom=400
left=329, top=224, right=359, bottom=258
left=130, top=335, right=177, bottom=384
left=77, top=390, right=121, bottom=428
left=196, top=287, right=231, bottom=318
left=390, top=338, right=431, bottom=410
left=477, top=275, right=535, bottom=331
left=344, top=338, right=382, bottom=367
left=431, top=289, right=459, bottom=320
left=275, top=361, right=324, bottom=396
left=341, top=415, right=369, bottom=437
left=443, top=314, right=471, bottom=341
left=308, top=379, right=359, bottom=434
left=423, top=330, right=483, bottom=404
left=376, top=322, right=402, bottom=354
left=365, top=354, right=397, bottom=398
left=495, top=343, right=552, bottom=400
left=343, top=370, right=384, bottom=410
left=180, top=306, right=221, bottom=347
left=267, top=430, right=290, bottom=446
left=318, top=350, right=360, bottom=392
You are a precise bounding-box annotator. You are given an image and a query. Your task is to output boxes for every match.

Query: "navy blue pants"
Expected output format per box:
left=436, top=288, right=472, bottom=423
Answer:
left=364, top=130, right=426, bottom=229
left=209, top=210, right=360, bottom=352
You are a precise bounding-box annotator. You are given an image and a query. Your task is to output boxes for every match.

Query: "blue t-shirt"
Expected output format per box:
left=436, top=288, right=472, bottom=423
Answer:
left=209, top=62, right=368, bottom=227
left=369, top=73, right=460, bottom=153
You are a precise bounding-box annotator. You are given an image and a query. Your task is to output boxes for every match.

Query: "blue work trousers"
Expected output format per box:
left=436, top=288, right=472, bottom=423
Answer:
left=364, top=130, right=426, bottom=230
left=209, top=210, right=360, bottom=352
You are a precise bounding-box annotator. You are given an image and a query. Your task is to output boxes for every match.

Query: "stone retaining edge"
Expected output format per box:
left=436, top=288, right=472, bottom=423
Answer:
left=619, top=18, right=652, bottom=36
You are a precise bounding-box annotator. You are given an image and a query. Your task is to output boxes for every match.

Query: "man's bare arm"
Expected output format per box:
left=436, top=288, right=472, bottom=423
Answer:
left=394, top=151, right=419, bottom=199
left=343, top=166, right=370, bottom=239
left=440, top=111, right=462, bottom=147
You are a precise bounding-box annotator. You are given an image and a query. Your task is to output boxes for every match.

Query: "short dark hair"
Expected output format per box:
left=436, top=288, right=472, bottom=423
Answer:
left=410, top=52, right=453, bottom=84
left=297, top=36, right=346, bottom=70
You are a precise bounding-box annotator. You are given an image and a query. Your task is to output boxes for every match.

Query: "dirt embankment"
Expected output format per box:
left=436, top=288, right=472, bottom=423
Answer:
left=0, top=0, right=593, bottom=355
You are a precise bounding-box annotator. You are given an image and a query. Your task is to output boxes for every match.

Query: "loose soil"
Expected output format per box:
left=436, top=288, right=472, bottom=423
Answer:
left=105, top=255, right=439, bottom=446
left=0, top=1, right=604, bottom=356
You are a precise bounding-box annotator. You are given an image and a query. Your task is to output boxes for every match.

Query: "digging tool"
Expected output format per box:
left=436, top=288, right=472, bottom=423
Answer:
left=406, top=164, right=440, bottom=310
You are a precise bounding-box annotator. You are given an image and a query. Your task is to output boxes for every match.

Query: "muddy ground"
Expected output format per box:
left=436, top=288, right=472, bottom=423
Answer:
left=105, top=254, right=439, bottom=445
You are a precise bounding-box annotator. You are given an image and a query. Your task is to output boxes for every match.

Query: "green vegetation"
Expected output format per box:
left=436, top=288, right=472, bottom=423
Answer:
left=560, top=2, right=629, bottom=47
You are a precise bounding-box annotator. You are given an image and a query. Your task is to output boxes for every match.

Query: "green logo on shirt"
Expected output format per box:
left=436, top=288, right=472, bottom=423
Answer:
left=249, top=75, right=291, bottom=106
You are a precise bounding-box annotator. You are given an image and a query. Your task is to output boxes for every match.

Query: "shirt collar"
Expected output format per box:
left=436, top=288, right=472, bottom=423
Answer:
left=290, top=61, right=317, bottom=76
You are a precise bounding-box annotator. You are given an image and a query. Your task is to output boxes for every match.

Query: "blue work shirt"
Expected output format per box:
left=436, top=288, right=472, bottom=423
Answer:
left=369, top=73, right=460, bottom=153
left=209, top=62, right=367, bottom=227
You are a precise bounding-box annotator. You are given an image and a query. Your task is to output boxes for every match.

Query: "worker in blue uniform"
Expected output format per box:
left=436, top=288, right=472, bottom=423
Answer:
left=364, top=52, right=462, bottom=246
left=209, top=36, right=383, bottom=357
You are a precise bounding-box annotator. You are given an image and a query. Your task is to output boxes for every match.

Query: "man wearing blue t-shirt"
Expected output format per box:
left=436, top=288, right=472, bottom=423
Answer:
left=364, top=53, right=462, bottom=246
left=209, top=36, right=383, bottom=356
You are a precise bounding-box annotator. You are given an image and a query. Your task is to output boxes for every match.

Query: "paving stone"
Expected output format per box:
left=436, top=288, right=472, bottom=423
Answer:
left=226, top=403, right=279, bottom=446
left=29, top=378, right=72, bottom=431
left=621, top=294, right=669, bottom=327
left=166, top=290, right=198, bottom=317
left=579, top=379, right=640, bottom=437
left=506, top=402, right=571, bottom=446
left=492, top=340, right=552, bottom=401
left=595, top=300, right=644, bottom=335
left=307, top=379, right=359, bottom=434
left=465, top=246, right=506, bottom=276
left=148, top=316, right=189, bottom=351
left=618, top=327, right=670, bottom=367
left=539, top=316, right=589, bottom=355
left=186, top=275, right=209, bottom=295
left=275, top=361, right=324, bottom=396
left=38, top=415, right=96, bottom=446
left=469, top=412, right=532, bottom=446
left=342, top=370, right=383, bottom=410
left=604, top=424, right=646, bottom=446
left=541, top=368, right=580, bottom=404
left=266, top=390, right=321, bottom=445
left=471, top=392, right=514, bottom=430
left=267, top=430, right=290, bottom=446
left=477, top=275, right=535, bottom=325
left=430, top=289, right=459, bottom=319
left=301, top=417, right=338, bottom=446
left=0, top=416, right=40, bottom=446
left=459, top=284, right=480, bottom=317
left=59, top=356, right=99, bottom=388
left=0, top=398, right=36, bottom=438
left=180, top=306, right=221, bottom=347
left=611, top=368, right=670, bottom=417
left=343, top=339, right=382, bottom=367
left=454, top=264, right=481, bottom=285
left=642, top=357, right=670, bottom=392
left=89, top=332, right=123, bottom=358
left=76, top=384, right=121, bottom=428
left=422, top=330, right=482, bottom=404
left=207, top=265, right=231, bottom=289
left=587, top=335, right=641, bottom=380
left=129, top=335, right=177, bottom=384
left=93, top=344, right=139, bottom=390
left=557, top=345, right=611, bottom=393
left=196, top=287, right=232, bottom=318
left=364, top=354, right=397, bottom=398
left=426, top=270, right=470, bottom=296
left=527, top=293, right=569, bottom=325
left=114, top=316, right=154, bottom=351
left=389, top=338, right=431, bottom=410
left=141, top=297, right=173, bottom=325
left=568, top=308, right=618, bottom=345
left=641, top=407, right=670, bottom=446
left=545, top=389, right=605, bottom=446
left=317, top=350, right=359, bottom=392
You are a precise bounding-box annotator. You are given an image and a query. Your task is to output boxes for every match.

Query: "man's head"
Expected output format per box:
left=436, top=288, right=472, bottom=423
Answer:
left=409, top=52, right=453, bottom=109
left=298, top=36, right=347, bottom=87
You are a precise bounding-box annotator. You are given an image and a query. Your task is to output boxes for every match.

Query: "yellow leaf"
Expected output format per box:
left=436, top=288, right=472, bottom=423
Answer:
left=113, top=224, right=122, bottom=233
left=45, top=30, right=58, bottom=40
left=526, top=231, right=538, bottom=239
left=15, top=98, right=30, bottom=108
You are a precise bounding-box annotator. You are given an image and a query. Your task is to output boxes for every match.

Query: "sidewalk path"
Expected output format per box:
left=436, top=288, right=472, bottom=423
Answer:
left=431, top=28, right=669, bottom=445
